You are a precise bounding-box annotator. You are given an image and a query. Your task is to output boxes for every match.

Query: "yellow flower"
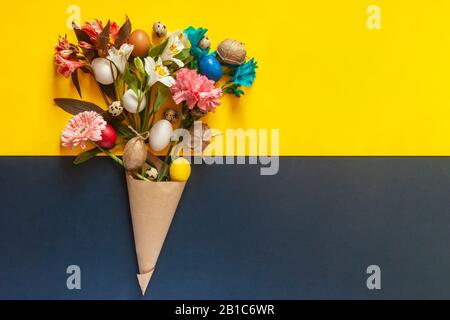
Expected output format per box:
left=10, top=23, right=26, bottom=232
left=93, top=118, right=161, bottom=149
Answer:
left=161, top=31, right=185, bottom=67
left=144, top=57, right=175, bottom=87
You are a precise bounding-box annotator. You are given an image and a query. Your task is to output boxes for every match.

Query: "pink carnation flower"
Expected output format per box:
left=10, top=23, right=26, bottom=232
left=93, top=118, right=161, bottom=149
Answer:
left=61, top=111, right=107, bottom=149
left=171, top=68, right=223, bottom=112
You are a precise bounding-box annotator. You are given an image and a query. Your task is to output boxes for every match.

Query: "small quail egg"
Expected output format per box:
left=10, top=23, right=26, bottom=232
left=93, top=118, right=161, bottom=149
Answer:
left=164, top=109, right=179, bottom=124
left=146, top=167, right=159, bottom=181
left=108, top=101, right=123, bottom=117
left=153, top=21, right=167, bottom=38
left=199, top=36, right=211, bottom=50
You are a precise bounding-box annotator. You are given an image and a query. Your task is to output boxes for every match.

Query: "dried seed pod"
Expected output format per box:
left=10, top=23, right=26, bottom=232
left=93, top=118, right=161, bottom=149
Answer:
left=216, top=39, right=247, bottom=65
left=123, top=137, right=148, bottom=171
left=199, top=36, right=211, bottom=50
left=108, top=101, right=123, bottom=117
left=145, top=167, right=158, bottom=181
left=164, top=109, right=179, bottom=124
left=153, top=21, right=167, bottom=38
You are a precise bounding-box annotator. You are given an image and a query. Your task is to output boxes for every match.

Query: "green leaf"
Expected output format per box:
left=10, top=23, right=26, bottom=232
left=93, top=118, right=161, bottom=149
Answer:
left=174, top=48, right=192, bottom=62
left=154, top=85, right=170, bottom=113
left=74, top=147, right=101, bottom=165
left=222, top=83, right=245, bottom=97
left=183, top=55, right=194, bottom=66
left=189, top=58, right=199, bottom=70
left=115, top=17, right=132, bottom=48
left=149, top=39, right=168, bottom=58
left=111, top=121, right=135, bottom=140
left=234, top=89, right=245, bottom=97
left=101, top=110, right=118, bottom=123
left=124, top=67, right=139, bottom=92
left=71, top=69, right=82, bottom=98
left=54, top=98, right=104, bottom=115
left=97, top=20, right=110, bottom=54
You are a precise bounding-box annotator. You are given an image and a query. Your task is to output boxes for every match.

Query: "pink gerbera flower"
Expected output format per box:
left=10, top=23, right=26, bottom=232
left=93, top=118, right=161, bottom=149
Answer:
left=61, top=111, right=107, bottom=149
left=170, top=68, right=223, bottom=113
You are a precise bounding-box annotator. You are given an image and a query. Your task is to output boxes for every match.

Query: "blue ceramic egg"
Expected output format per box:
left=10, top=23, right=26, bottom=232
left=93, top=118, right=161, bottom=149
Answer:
left=199, top=55, right=223, bottom=82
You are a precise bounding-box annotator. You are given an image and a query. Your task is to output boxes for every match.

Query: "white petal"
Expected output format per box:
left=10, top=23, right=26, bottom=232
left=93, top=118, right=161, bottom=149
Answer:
left=171, top=57, right=184, bottom=68
left=159, top=76, right=175, bottom=88
left=121, top=43, right=134, bottom=59
left=148, top=73, right=158, bottom=87
left=144, top=57, right=156, bottom=76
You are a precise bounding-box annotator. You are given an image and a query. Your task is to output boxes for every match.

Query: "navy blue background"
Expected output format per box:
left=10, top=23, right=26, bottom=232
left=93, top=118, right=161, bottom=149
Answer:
left=1, top=157, right=450, bottom=299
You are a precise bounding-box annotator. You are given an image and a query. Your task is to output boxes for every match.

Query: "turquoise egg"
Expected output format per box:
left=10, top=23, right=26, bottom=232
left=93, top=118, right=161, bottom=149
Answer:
left=199, top=55, right=223, bottom=82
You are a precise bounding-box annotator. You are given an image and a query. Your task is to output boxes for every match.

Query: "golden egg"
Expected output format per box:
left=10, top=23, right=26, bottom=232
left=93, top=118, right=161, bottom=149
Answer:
left=129, top=29, right=151, bottom=57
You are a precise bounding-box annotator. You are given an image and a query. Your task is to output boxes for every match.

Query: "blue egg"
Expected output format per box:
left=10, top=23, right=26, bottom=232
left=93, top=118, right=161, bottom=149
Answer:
left=199, top=55, right=223, bottom=82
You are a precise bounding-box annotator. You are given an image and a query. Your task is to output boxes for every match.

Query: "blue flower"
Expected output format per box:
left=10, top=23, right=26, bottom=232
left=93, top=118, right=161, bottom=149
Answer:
left=232, top=58, right=258, bottom=87
left=184, top=26, right=209, bottom=60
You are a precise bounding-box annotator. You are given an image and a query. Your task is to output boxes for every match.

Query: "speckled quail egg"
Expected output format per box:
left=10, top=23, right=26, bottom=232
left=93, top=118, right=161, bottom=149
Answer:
left=108, top=101, right=123, bottom=117
left=153, top=21, right=167, bottom=38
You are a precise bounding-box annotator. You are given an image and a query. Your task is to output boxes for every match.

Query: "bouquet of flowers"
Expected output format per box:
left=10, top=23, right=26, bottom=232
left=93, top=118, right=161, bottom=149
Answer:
left=54, top=17, right=257, bottom=295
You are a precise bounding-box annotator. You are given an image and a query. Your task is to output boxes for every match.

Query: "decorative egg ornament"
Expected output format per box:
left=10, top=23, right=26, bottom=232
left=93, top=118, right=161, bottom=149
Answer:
left=122, top=89, right=147, bottom=114
left=149, top=120, right=173, bottom=152
left=123, top=137, right=148, bottom=171
left=98, top=124, right=117, bottom=149
left=129, top=30, right=151, bottom=57
left=199, top=55, right=222, bottom=82
left=199, top=36, right=211, bottom=50
left=164, top=109, right=179, bottom=124
left=91, top=58, right=117, bottom=85
left=153, top=21, right=167, bottom=38
left=216, top=39, right=247, bottom=65
left=170, top=158, right=191, bottom=182
left=108, top=101, right=123, bottom=117
left=146, top=167, right=159, bottom=181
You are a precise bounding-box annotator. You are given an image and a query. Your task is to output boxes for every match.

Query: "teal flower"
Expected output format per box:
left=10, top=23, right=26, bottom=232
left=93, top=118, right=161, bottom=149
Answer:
left=232, top=58, right=258, bottom=87
left=184, top=26, right=209, bottom=60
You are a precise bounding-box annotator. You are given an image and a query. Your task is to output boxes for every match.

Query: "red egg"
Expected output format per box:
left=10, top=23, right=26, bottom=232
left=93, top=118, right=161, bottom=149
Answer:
left=98, top=124, right=117, bottom=149
left=129, top=30, right=151, bottom=57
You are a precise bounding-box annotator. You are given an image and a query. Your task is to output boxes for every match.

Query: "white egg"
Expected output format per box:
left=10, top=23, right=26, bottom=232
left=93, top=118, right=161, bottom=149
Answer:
left=122, top=89, right=147, bottom=113
left=91, top=58, right=117, bottom=85
left=149, top=120, right=174, bottom=152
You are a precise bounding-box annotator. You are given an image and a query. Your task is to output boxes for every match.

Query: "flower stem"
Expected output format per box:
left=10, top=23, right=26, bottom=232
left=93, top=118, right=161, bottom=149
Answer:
left=157, top=141, right=177, bottom=181
left=93, top=142, right=150, bottom=182
left=93, top=142, right=123, bottom=166
left=133, top=171, right=151, bottom=182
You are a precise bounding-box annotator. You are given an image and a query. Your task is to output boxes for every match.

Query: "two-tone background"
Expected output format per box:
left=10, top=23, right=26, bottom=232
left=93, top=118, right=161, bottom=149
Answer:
left=1, top=0, right=450, bottom=299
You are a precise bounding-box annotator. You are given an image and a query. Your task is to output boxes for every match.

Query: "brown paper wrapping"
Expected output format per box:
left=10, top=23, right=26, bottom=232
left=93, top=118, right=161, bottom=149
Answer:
left=126, top=171, right=186, bottom=295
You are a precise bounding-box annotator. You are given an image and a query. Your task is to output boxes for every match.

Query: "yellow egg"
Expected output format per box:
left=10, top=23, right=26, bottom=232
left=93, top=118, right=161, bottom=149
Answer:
left=170, top=158, right=191, bottom=182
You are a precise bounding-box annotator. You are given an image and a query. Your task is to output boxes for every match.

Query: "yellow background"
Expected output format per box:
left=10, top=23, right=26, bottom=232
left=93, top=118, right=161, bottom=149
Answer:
left=1, top=0, right=450, bottom=155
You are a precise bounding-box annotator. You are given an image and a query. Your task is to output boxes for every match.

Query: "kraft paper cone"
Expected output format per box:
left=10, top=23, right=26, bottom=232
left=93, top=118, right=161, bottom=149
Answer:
left=126, top=173, right=186, bottom=296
